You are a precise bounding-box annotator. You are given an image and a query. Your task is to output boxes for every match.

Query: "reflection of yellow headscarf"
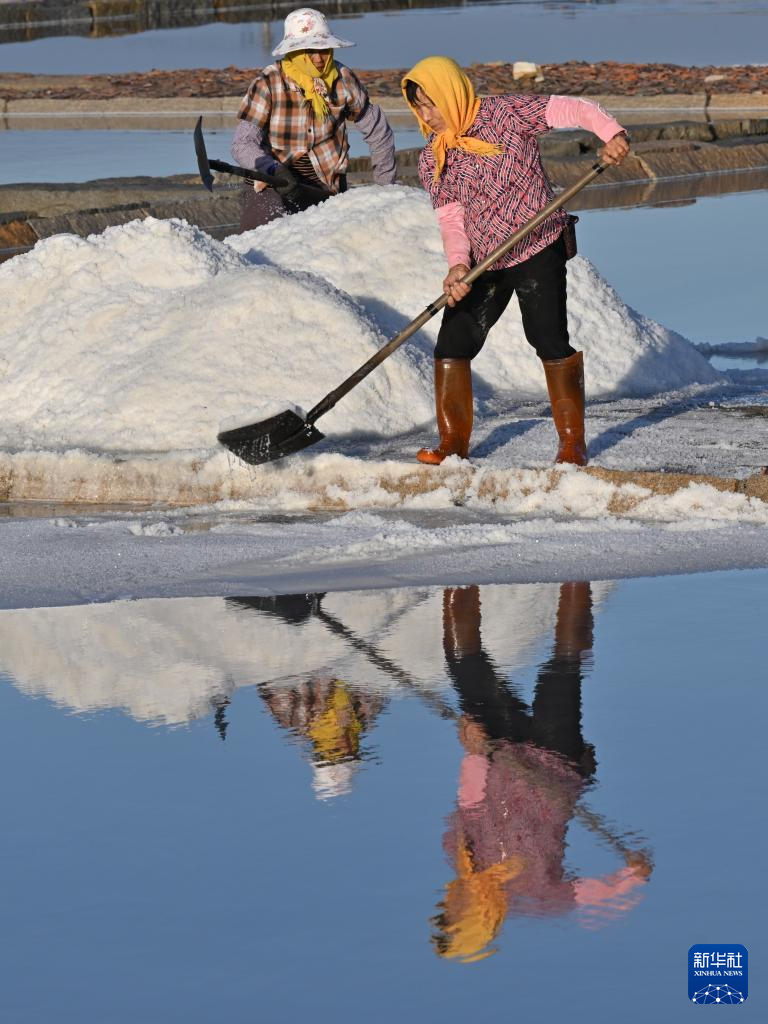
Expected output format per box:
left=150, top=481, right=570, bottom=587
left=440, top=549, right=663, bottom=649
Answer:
left=307, top=680, right=363, bottom=764
left=432, top=835, right=524, bottom=963
left=402, top=56, right=503, bottom=181
left=282, top=51, right=338, bottom=120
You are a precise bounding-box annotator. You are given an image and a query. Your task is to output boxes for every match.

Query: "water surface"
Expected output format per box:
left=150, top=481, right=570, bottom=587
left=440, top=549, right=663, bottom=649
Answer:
left=0, top=125, right=423, bottom=184
left=2, top=0, right=768, bottom=73
left=577, top=188, right=768, bottom=345
left=0, top=570, right=763, bottom=1021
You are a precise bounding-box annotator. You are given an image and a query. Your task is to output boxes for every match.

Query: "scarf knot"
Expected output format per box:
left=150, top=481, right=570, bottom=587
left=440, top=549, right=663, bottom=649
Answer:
left=282, top=51, right=339, bottom=121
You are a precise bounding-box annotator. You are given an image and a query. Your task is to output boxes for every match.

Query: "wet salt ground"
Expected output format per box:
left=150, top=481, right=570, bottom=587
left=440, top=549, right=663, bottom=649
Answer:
left=0, top=570, right=763, bottom=1022
left=2, top=0, right=768, bottom=72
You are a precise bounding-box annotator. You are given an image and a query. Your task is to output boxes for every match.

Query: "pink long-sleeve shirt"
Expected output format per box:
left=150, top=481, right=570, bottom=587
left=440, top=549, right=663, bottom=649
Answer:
left=425, top=94, right=625, bottom=269
left=448, top=746, right=648, bottom=923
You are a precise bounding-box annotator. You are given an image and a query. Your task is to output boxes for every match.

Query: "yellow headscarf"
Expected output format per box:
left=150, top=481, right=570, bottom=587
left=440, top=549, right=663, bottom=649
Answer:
left=432, top=835, right=525, bottom=963
left=402, top=56, right=503, bottom=181
left=281, top=51, right=338, bottom=121
left=307, top=680, right=363, bottom=764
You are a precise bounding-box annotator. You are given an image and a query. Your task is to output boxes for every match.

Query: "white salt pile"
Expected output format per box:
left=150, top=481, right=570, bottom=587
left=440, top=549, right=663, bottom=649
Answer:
left=0, top=215, right=426, bottom=451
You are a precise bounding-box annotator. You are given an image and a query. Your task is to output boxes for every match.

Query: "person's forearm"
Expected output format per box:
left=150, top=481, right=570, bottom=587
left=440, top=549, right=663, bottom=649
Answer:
left=436, top=202, right=471, bottom=268
left=355, top=103, right=397, bottom=185
left=545, top=95, right=625, bottom=143
left=231, top=120, right=279, bottom=175
left=574, top=866, right=648, bottom=909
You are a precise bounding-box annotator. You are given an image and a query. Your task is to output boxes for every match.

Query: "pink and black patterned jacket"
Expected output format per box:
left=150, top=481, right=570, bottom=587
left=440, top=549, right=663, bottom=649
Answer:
left=419, top=94, right=624, bottom=270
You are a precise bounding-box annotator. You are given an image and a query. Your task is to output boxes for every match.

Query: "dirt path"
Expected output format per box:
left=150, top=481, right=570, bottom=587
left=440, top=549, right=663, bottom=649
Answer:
left=2, top=61, right=768, bottom=101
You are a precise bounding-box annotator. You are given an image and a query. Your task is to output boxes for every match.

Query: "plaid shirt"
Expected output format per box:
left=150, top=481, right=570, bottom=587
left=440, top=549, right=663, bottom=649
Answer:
left=238, top=62, right=369, bottom=193
left=418, top=95, right=568, bottom=269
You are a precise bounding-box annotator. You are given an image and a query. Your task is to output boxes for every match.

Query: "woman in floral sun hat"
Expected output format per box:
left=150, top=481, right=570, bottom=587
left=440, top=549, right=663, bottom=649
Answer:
left=232, top=8, right=397, bottom=229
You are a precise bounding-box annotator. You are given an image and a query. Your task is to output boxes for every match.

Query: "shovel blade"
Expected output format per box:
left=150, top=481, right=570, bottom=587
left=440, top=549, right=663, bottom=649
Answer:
left=226, top=593, right=324, bottom=623
left=217, top=409, right=325, bottom=465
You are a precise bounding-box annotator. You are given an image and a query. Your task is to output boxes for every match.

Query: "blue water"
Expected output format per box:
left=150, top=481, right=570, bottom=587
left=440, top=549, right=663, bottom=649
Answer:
left=2, top=0, right=768, bottom=73
left=710, top=352, right=767, bottom=371
left=0, top=125, right=423, bottom=183
left=577, top=188, right=768, bottom=345
left=0, top=570, right=764, bottom=1022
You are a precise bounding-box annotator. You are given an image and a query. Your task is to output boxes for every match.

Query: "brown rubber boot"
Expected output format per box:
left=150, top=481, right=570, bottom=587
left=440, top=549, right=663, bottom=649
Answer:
left=542, top=350, right=588, bottom=466
left=442, top=586, right=482, bottom=658
left=553, top=582, right=594, bottom=660
left=416, top=358, right=473, bottom=465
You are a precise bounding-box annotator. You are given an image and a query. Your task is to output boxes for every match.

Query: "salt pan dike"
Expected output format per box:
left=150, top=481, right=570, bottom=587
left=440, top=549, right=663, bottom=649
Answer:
left=1, top=186, right=767, bottom=525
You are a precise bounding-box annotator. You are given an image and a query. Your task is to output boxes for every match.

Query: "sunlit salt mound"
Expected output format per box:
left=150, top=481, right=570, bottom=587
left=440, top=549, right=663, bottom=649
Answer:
left=229, top=186, right=719, bottom=398
left=0, top=216, right=432, bottom=454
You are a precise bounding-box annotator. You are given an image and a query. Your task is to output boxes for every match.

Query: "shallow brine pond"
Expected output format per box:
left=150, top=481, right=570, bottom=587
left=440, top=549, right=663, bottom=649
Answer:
left=3, top=0, right=768, bottom=72
left=0, top=568, right=762, bottom=1021
left=0, top=125, right=424, bottom=185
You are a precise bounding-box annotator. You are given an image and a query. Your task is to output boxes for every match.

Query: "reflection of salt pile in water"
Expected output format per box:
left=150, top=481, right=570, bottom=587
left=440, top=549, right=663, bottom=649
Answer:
left=0, top=582, right=612, bottom=728
left=0, top=189, right=717, bottom=503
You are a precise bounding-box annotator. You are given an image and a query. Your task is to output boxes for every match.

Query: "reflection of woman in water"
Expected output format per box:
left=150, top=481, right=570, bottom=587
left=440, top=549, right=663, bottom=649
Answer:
left=433, top=584, right=652, bottom=963
left=226, top=594, right=386, bottom=800
left=259, top=676, right=385, bottom=800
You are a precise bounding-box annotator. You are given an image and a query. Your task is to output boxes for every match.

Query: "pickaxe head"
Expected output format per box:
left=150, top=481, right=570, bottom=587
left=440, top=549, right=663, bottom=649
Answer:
left=194, top=115, right=215, bottom=193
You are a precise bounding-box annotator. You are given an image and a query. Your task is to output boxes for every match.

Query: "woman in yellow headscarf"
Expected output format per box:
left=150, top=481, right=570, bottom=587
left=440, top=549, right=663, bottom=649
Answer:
left=402, top=56, right=631, bottom=468
left=232, top=8, right=396, bottom=230
left=431, top=583, right=651, bottom=964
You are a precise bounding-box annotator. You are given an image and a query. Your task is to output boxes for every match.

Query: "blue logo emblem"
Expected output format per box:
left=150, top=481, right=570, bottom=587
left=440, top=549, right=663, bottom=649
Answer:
left=689, top=945, right=748, bottom=1004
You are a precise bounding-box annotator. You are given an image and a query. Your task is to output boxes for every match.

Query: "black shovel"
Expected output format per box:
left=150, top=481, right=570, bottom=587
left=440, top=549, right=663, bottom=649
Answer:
left=193, top=115, right=328, bottom=201
left=217, top=158, right=609, bottom=466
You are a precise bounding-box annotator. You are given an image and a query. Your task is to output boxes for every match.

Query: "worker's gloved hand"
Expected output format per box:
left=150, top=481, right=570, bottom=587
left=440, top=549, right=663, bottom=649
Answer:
left=625, top=850, right=654, bottom=879
left=271, top=165, right=303, bottom=204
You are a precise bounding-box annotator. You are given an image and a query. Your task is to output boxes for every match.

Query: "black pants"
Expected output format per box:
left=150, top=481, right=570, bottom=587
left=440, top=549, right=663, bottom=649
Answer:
left=435, top=234, right=575, bottom=362
left=238, top=174, right=342, bottom=232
